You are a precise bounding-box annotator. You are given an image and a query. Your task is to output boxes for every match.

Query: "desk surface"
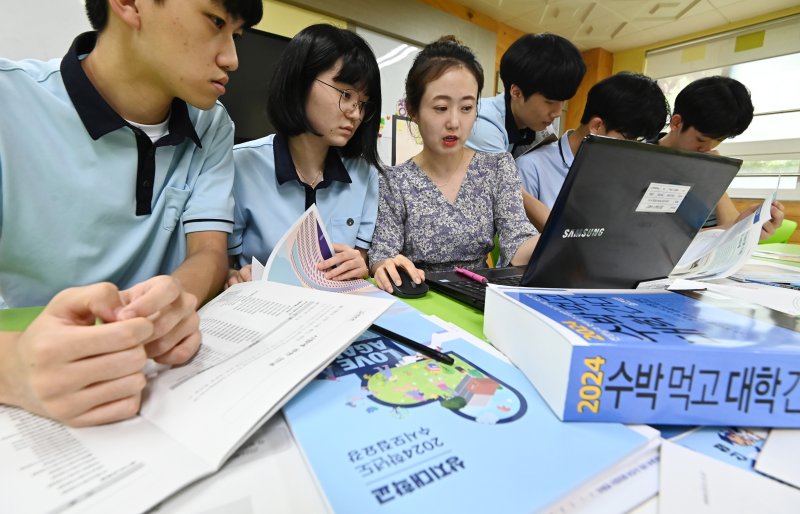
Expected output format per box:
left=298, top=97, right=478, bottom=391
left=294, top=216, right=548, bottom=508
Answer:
left=4, top=245, right=797, bottom=338
left=0, top=306, right=42, bottom=331
left=399, top=290, right=485, bottom=340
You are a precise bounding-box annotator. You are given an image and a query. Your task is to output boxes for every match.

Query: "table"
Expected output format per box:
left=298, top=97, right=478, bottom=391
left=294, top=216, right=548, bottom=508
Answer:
left=398, top=289, right=485, bottom=340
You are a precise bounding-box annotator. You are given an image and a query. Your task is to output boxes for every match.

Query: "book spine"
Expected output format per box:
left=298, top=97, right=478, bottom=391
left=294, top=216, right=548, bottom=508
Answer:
left=562, top=345, right=800, bottom=427
left=484, top=288, right=573, bottom=419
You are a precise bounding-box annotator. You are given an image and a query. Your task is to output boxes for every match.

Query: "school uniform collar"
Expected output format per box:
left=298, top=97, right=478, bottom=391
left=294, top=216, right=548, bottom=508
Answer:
left=61, top=31, right=201, bottom=147
left=503, top=91, right=535, bottom=146
left=273, top=134, right=353, bottom=186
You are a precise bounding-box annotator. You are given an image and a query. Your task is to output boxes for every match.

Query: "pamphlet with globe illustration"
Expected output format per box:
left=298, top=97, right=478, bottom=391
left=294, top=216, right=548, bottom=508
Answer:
left=284, top=334, right=656, bottom=513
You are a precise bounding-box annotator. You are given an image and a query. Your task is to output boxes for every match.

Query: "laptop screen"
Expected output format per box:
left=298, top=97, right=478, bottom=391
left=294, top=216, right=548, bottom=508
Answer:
left=519, top=135, right=742, bottom=289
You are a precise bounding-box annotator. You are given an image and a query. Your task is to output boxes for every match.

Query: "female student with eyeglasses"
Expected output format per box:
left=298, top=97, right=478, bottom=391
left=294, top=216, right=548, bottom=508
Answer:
left=227, top=24, right=382, bottom=284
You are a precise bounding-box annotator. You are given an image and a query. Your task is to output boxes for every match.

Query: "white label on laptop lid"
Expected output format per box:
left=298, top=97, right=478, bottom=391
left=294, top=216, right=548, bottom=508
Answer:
left=635, top=183, right=691, bottom=213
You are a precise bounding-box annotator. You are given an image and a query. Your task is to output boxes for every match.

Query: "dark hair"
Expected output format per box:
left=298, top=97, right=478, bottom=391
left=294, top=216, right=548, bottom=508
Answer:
left=674, top=76, right=754, bottom=139
left=500, top=33, right=586, bottom=101
left=267, top=24, right=382, bottom=170
left=404, top=36, right=484, bottom=119
left=580, top=72, right=670, bottom=141
left=85, top=0, right=263, bottom=32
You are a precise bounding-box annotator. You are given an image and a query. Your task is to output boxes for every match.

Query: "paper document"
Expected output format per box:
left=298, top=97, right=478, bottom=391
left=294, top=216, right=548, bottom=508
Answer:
left=755, top=429, right=800, bottom=489
left=672, top=197, right=772, bottom=281
left=260, top=204, right=374, bottom=294
left=1, top=281, right=390, bottom=514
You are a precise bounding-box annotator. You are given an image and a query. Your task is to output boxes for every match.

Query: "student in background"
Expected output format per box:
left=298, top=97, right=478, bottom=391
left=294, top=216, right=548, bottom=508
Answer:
left=226, top=24, right=381, bottom=285
left=465, top=33, right=587, bottom=230
left=0, top=0, right=262, bottom=426
left=369, top=37, right=538, bottom=292
left=655, top=76, right=784, bottom=238
left=517, top=72, right=670, bottom=229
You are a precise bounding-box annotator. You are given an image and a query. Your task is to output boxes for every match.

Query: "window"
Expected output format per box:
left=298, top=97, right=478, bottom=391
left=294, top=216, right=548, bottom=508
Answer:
left=646, top=15, right=800, bottom=200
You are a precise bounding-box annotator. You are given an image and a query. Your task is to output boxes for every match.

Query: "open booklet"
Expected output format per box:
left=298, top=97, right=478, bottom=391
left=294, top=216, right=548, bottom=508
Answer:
left=670, top=196, right=773, bottom=281
left=1, top=281, right=391, bottom=514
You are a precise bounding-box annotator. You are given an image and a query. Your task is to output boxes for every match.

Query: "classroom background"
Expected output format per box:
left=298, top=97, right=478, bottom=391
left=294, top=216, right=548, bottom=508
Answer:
left=4, top=0, right=799, bottom=240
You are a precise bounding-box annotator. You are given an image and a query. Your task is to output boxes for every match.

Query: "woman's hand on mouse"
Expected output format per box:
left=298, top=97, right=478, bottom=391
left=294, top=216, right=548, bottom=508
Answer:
left=370, top=255, right=425, bottom=293
left=318, top=244, right=369, bottom=281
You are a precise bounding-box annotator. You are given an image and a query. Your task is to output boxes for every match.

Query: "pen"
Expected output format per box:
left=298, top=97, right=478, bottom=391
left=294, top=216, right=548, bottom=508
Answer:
left=454, top=266, right=488, bottom=285
left=369, top=324, right=455, bottom=365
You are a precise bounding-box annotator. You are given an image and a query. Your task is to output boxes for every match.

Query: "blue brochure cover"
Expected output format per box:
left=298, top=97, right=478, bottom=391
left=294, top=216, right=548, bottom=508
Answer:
left=670, top=426, right=768, bottom=473
left=284, top=337, right=653, bottom=513
left=487, top=288, right=800, bottom=426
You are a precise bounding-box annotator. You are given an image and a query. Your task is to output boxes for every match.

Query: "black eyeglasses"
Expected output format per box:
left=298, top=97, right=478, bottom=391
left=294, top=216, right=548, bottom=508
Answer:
left=315, top=79, right=376, bottom=122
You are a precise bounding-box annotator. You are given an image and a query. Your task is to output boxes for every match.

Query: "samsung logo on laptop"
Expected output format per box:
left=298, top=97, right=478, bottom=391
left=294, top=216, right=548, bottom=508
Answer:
left=562, top=228, right=605, bottom=238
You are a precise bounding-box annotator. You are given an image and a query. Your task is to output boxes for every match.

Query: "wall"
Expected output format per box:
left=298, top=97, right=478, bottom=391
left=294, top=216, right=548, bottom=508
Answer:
left=280, top=0, right=497, bottom=96
left=612, top=5, right=800, bottom=73
left=256, top=0, right=346, bottom=37
left=1, top=1, right=90, bottom=60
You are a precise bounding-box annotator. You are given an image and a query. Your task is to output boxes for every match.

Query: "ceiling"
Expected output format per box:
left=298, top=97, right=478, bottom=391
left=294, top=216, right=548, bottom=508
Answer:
left=454, top=0, right=799, bottom=52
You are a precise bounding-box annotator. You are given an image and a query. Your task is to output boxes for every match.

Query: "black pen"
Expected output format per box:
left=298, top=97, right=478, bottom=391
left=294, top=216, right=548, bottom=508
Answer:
left=369, top=324, right=454, bottom=365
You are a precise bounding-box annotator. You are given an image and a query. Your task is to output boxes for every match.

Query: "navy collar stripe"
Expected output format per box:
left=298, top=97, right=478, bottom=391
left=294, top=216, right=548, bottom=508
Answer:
left=273, top=133, right=353, bottom=186
left=60, top=31, right=201, bottom=147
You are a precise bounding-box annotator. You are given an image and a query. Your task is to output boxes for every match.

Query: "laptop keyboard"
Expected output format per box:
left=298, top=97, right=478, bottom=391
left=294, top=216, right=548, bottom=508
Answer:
left=445, top=274, right=523, bottom=305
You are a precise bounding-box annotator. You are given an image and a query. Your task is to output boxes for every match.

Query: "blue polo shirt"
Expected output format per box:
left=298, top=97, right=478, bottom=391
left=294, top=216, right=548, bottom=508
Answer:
left=0, top=32, right=235, bottom=307
left=516, top=131, right=574, bottom=208
left=228, top=134, right=378, bottom=267
left=466, top=92, right=554, bottom=157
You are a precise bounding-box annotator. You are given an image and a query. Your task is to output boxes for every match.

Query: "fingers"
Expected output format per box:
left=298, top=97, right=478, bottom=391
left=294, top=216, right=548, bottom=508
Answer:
left=119, top=276, right=201, bottom=364
left=49, top=316, right=155, bottom=363
left=60, top=344, right=148, bottom=392
left=770, top=202, right=785, bottom=224
left=145, top=311, right=201, bottom=364
left=318, top=244, right=353, bottom=272
left=372, top=259, right=399, bottom=292
left=117, top=275, right=184, bottom=321
left=47, top=282, right=126, bottom=325
left=152, top=329, right=201, bottom=366
left=239, top=265, right=253, bottom=282
left=62, top=375, right=147, bottom=427
left=226, top=265, right=252, bottom=288
left=372, top=256, right=423, bottom=292
left=323, top=248, right=368, bottom=281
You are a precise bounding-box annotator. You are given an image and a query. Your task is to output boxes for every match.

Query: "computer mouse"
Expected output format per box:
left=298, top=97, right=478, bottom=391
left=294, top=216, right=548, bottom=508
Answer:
left=391, top=268, right=429, bottom=299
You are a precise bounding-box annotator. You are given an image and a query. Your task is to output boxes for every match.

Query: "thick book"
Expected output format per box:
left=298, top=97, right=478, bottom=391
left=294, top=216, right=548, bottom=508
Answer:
left=1, top=281, right=391, bottom=514
left=484, top=286, right=800, bottom=427
left=283, top=332, right=660, bottom=514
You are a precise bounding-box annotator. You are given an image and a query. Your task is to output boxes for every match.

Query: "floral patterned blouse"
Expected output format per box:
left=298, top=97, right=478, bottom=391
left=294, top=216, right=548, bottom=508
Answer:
left=369, top=151, right=537, bottom=272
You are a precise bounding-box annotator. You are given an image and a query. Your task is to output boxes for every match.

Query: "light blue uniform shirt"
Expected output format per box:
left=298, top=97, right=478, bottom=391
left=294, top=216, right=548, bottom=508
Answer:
left=466, top=93, right=515, bottom=153
left=516, top=131, right=574, bottom=209
left=229, top=134, right=378, bottom=267
left=466, top=93, right=554, bottom=157
left=0, top=33, right=235, bottom=307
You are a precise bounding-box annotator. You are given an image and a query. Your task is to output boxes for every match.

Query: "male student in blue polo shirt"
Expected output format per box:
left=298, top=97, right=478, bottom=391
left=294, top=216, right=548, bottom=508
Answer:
left=655, top=76, right=784, bottom=238
left=0, top=0, right=262, bottom=427
left=466, top=33, right=586, bottom=230
left=516, top=72, right=670, bottom=229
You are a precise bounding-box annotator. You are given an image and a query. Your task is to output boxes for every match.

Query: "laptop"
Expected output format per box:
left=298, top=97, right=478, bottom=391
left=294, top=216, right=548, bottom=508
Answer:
left=425, top=135, right=743, bottom=310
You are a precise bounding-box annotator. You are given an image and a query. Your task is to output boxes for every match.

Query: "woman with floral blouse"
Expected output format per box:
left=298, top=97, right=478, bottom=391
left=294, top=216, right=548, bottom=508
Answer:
left=369, top=37, right=539, bottom=293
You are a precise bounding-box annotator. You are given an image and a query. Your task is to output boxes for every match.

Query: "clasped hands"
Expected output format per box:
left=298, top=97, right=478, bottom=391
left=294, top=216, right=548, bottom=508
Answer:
left=0, top=275, right=199, bottom=427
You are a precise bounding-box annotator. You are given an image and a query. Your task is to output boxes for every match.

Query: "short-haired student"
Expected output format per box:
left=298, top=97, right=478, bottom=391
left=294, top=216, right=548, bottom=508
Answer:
left=465, top=33, right=587, bottom=230
left=369, top=37, right=538, bottom=293
left=655, top=76, right=784, bottom=239
left=227, top=24, right=382, bottom=284
left=516, top=72, right=670, bottom=228
left=0, top=0, right=262, bottom=426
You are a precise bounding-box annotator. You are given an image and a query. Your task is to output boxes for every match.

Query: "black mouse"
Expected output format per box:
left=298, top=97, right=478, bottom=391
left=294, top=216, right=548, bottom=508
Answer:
left=391, top=268, right=429, bottom=299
